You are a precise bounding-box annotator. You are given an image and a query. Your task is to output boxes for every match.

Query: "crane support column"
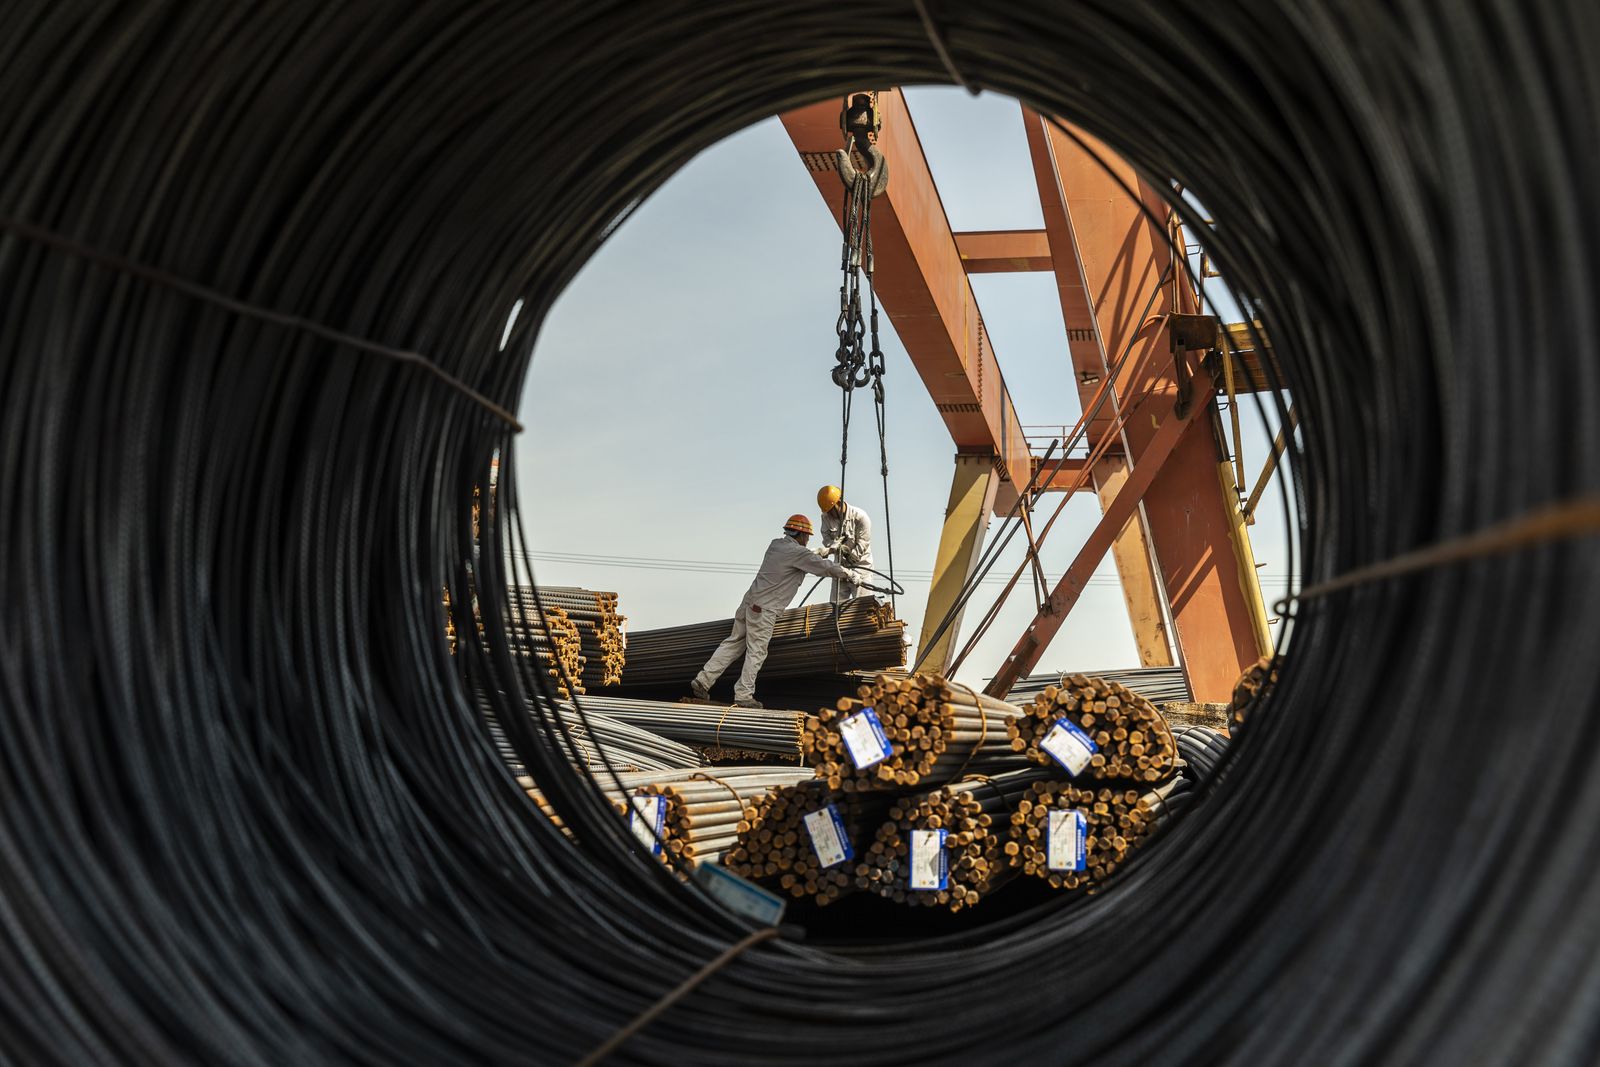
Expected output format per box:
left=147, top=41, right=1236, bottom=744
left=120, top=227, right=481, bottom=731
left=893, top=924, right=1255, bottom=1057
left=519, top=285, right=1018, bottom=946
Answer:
left=1026, top=112, right=1269, bottom=700
left=916, top=451, right=999, bottom=675
left=1094, top=456, right=1175, bottom=666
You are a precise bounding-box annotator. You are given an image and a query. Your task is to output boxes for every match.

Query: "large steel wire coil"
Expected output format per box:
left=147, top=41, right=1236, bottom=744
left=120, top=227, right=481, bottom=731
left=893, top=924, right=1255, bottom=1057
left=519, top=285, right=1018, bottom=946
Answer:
left=2, top=2, right=1597, bottom=1065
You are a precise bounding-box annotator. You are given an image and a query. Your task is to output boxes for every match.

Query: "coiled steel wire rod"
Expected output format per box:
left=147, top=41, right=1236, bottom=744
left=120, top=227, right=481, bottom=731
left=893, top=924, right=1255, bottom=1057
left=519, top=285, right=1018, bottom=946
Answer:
left=2, top=2, right=1598, bottom=1065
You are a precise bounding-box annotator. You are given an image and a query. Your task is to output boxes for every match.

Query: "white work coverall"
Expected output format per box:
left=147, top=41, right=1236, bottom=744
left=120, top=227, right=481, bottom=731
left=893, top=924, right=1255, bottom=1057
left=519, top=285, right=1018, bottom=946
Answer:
left=695, top=535, right=856, bottom=702
left=818, top=502, right=872, bottom=602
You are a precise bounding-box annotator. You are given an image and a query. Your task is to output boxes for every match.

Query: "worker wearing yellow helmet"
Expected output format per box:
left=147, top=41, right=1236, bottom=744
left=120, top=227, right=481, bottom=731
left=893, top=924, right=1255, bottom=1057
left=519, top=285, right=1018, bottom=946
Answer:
left=691, top=512, right=862, bottom=708
left=815, top=485, right=873, bottom=602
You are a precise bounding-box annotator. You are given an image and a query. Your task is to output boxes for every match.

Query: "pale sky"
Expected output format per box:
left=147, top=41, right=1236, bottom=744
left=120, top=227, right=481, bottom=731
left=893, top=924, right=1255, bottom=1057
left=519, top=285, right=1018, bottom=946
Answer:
left=514, top=87, right=1297, bottom=687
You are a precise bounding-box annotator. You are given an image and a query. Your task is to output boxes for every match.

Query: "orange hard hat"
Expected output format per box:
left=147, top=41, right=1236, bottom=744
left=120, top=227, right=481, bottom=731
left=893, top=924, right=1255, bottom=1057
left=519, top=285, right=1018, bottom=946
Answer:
left=783, top=514, right=814, bottom=536
left=817, top=485, right=843, bottom=512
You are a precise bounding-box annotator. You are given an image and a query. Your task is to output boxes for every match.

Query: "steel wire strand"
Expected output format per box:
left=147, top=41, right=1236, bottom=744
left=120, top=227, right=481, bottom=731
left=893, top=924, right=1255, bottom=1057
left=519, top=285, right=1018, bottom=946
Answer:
left=1, top=2, right=1597, bottom=1066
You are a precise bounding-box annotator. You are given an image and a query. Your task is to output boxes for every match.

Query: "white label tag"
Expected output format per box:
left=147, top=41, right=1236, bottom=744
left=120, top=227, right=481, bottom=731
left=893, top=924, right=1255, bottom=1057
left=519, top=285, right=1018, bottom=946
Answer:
left=1047, top=809, right=1087, bottom=871
left=803, top=804, right=853, bottom=868
left=909, top=829, right=948, bottom=890
left=1041, top=719, right=1098, bottom=776
left=839, top=707, right=893, bottom=769
left=692, top=862, right=786, bottom=926
left=628, top=795, right=665, bottom=856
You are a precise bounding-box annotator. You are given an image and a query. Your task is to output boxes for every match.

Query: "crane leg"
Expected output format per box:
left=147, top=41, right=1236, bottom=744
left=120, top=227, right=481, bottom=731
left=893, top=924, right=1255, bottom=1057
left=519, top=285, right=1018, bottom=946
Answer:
left=916, top=451, right=998, bottom=675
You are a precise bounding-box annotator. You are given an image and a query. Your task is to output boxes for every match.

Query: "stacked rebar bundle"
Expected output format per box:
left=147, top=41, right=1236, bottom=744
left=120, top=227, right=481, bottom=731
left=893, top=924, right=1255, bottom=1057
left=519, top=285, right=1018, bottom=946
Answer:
left=723, top=781, right=891, bottom=905
left=609, top=597, right=906, bottom=692
left=1231, top=655, right=1280, bottom=726
left=801, top=673, right=1023, bottom=792
left=1006, top=675, right=1178, bottom=782
left=514, top=586, right=627, bottom=687
left=501, top=599, right=586, bottom=698
left=612, top=767, right=813, bottom=865
left=475, top=687, right=703, bottom=775
left=570, top=694, right=807, bottom=763
left=1005, top=666, right=1191, bottom=706
left=524, top=767, right=733, bottom=838
left=854, top=770, right=1049, bottom=911
left=1006, top=777, right=1190, bottom=892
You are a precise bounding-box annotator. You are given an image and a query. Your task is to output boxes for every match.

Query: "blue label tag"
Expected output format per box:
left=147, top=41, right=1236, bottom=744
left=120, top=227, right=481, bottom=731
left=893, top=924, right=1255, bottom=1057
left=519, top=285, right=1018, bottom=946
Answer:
left=909, top=829, right=949, bottom=890
left=1040, top=719, right=1098, bottom=776
left=628, top=794, right=666, bottom=856
left=1048, top=809, right=1087, bottom=871
left=802, top=803, right=854, bottom=868
left=839, top=705, right=893, bottom=769
left=693, top=862, right=787, bottom=926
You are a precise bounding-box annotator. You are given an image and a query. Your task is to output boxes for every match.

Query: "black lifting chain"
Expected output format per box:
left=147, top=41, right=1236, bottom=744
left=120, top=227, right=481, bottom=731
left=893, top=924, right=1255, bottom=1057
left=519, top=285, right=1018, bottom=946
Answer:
left=832, top=91, right=889, bottom=492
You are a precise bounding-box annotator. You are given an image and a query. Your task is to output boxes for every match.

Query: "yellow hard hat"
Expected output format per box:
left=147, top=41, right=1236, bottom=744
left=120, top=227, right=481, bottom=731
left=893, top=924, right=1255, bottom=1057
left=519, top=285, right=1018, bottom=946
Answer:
left=817, top=485, right=843, bottom=512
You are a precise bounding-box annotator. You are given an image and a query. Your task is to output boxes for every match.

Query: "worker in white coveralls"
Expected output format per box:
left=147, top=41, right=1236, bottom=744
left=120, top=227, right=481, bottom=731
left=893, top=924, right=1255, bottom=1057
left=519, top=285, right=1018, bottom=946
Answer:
left=815, top=484, right=872, bottom=602
left=690, top=513, right=861, bottom=708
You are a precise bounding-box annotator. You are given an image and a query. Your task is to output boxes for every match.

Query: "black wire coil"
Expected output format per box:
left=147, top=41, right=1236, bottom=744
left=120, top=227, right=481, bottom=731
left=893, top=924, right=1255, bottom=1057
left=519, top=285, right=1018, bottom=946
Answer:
left=3, top=2, right=1598, bottom=1064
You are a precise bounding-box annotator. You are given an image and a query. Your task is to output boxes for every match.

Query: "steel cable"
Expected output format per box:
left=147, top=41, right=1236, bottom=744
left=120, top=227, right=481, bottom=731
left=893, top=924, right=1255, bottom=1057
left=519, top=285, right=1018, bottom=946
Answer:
left=2, top=2, right=1597, bottom=1065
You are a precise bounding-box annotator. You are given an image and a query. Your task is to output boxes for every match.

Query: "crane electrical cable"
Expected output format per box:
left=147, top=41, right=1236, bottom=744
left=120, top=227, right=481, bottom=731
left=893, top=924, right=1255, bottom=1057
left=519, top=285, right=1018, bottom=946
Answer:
left=2, top=3, right=1598, bottom=1067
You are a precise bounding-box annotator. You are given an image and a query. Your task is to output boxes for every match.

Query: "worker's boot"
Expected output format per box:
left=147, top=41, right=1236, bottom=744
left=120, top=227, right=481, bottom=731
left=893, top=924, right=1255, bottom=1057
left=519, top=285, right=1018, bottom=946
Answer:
left=689, top=678, right=711, bottom=701
left=733, top=697, right=763, bottom=709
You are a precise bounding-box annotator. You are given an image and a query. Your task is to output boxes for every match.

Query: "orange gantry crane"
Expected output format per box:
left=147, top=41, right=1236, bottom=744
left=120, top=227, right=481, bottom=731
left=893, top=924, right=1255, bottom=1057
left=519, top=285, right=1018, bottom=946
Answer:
left=781, top=90, right=1276, bottom=702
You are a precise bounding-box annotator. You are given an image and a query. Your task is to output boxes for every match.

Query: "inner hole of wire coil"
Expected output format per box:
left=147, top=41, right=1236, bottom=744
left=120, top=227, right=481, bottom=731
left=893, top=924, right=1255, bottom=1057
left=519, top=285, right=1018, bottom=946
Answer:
left=496, top=90, right=1302, bottom=940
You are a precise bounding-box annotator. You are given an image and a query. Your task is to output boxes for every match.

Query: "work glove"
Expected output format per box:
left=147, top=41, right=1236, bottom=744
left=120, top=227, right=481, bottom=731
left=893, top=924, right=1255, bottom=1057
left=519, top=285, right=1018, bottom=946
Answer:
left=812, top=544, right=831, bottom=557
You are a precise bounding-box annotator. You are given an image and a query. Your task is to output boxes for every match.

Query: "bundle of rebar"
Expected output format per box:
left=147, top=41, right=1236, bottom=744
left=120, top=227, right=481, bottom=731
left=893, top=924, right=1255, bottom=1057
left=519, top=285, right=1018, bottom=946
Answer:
left=802, top=673, right=1023, bottom=792
left=523, top=767, right=733, bottom=838
left=723, top=781, right=891, bottom=905
left=1006, top=674, right=1178, bottom=783
left=505, top=588, right=624, bottom=687
left=1005, top=666, right=1191, bottom=706
left=608, top=597, right=906, bottom=694
left=1231, top=655, right=1280, bottom=726
left=475, top=687, right=703, bottom=775
left=518, top=588, right=630, bottom=687
left=569, top=694, right=807, bottom=763
left=1006, top=777, right=1190, bottom=892
left=612, top=767, right=813, bottom=865
left=854, top=770, right=1050, bottom=911
left=499, top=599, right=586, bottom=698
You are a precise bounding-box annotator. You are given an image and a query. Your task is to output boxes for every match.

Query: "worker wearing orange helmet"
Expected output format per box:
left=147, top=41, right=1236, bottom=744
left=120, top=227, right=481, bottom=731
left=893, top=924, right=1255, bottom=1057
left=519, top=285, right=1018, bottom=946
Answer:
left=691, top=513, right=862, bottom=708
left=814, top=484, right=872, bottom=602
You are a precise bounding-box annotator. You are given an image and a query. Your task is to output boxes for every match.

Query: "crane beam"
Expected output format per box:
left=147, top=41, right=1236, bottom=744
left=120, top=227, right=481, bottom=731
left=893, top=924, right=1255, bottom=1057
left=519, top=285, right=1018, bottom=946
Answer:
left=953, top=229, right=1053, bottom=273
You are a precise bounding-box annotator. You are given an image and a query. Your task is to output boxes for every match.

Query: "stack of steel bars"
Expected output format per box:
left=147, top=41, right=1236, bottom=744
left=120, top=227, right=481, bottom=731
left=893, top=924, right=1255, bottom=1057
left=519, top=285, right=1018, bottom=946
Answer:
left=1004, top=666, right=1191, bottom=706
left=1005, top=674, right=1179, bottom=782
left=531, top=767, right=809, bottom=865
left=1006, top=777, right=1190, bottom=892
left=719, top=670, right=1194, bottom=913
left=801, top=673, right=1023, bottom=791
left=606, top=597, right=906, bottom=695
left=853, top=769, right=1050, bottom=911
left=502, top=602, right=584, bottom=698
left=509, top=586, right=626, bottom=691
left=569, top=694, right=807, bottom=764
left=617, top=767, right=813, bottom=865
left=1231, top=655, right=1280, bottom=726
left=474, top=687, right=703, bottom=775
left=723, top=781, right=892, bottom=905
